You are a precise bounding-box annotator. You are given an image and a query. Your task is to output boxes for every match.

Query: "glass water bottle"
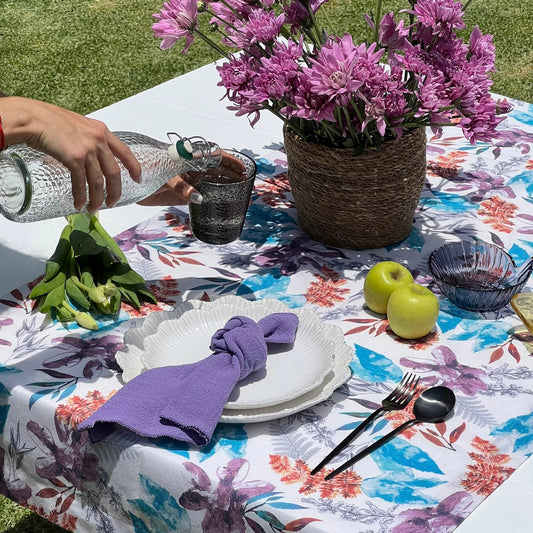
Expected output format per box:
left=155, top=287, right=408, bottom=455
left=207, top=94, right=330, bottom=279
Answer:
left=0, top=131, right=222, bottom=222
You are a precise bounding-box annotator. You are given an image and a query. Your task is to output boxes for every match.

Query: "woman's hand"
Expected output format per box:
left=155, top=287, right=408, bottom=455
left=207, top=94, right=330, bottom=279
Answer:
left=138, top=150, right=247, bottom=206
left=0, top=97, right=141, bottom=212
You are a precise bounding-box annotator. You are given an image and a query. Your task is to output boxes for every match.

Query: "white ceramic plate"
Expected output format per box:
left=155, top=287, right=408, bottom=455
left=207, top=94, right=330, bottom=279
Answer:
left=117, top=296, right=337, bottom=411
left=220, top=322, right=353, bottom=423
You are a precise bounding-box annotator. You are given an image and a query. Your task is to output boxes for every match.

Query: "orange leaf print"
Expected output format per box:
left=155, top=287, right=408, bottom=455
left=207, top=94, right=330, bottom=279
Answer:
left=270, top=455, right=362, bottom=499
left=477, top=195, right=517, bottom=233
left=489, top=346, right=504, bottom=363
left=305, top=276, right=350, bottom=308
left=427, top=150, right=468, bottom=179
left=508, top=343, right=521, bottom=363
left=449, top=422, right=467, bottom=444
left=56, top=390, right=116, bottom=426
left=460, top=437, right=515, bottom=496
left=269, top=454, right=291, bottom=474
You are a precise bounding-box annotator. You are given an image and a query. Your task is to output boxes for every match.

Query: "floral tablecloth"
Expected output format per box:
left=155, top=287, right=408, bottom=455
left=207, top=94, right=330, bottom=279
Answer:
left=1, top=100, right=533, bottom=533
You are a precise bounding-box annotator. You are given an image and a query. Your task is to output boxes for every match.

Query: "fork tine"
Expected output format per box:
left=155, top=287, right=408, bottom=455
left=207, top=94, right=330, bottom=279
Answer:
left=398, top=375, right=420, bottom=407
left=385, top=372, right=412, bottom=401
left=388, top=372, right=417, bottom=402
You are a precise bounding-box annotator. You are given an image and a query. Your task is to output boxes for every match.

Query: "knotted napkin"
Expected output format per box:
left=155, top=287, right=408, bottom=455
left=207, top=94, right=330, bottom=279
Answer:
left=78, top=313, right=299, bottom=446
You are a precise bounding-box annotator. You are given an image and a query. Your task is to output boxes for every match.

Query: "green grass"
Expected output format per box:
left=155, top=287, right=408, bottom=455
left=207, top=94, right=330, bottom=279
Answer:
left=0, top=0, right=531, bottom=531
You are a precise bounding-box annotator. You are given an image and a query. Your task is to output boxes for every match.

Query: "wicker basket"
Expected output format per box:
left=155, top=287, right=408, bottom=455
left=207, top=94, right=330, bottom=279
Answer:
left=283, top=125, right=427, bottom=249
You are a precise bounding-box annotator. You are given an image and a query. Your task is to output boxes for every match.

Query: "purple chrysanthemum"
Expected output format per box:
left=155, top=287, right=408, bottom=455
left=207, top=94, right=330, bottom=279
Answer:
left=152, top=0, right=198, bottom=52
left=306, top=34, right=380, bottom=106
left=153, top=0, right=508, bottom=146
left=411, top=0, right=466, bottom=37
left=225, top=7, right=285, bottom=49
left=289, top=73, right=336, bottom=122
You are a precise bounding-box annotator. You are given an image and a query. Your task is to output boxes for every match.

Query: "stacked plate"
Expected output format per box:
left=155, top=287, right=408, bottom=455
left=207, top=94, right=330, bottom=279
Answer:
left=116, top=295, right=353, bottom=423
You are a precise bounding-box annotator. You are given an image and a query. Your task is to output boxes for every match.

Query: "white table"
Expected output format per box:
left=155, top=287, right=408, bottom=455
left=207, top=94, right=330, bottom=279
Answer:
left=0, top=62, right=532, bottom=532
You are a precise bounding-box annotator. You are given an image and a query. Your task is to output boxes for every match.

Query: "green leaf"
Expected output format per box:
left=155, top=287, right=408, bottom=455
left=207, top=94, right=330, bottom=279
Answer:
left=110, top=268, right=146, bottom=285
left=39, top=284, right=66, bottom=313
left=29, top=271, right=67, bottom=299
left=135, top=285, right=158, bottom=304
left=118, top=286, right=141, bottom=309
left=89, top=228, right=110, bottom=249
left=70, top=230, right=106, bottom=256
left=101, top=247, right=123, bottom=268
left=65, top=278, right=91, bottom=310
left=68, top=213, right=91, bottom=232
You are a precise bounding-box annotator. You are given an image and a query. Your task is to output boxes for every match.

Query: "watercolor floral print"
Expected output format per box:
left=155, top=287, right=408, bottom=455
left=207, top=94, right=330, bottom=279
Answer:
left=0, top=97, right=531, bottom=531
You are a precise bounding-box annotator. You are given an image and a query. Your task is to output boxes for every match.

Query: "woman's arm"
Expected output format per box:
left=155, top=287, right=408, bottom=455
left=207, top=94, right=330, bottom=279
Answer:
left=0, top=96, right=141, bottom=212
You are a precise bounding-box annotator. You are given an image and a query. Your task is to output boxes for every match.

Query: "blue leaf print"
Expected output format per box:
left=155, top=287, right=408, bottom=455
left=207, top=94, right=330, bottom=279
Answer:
left=0, top=381, right=11, bottom=399
left=371, top=438, right=444, bottom=474
left=337, top=419, right=362, bottom=431
left=58, top=383, right=77, bottom=401
left=511, top=110, right=533, bottom=126
left=420, top=192, right=477, bottom=214
left=362, top=475, right=440, bottom=505
left=269, top=501, right=308, bottom=510
left=514, top=434, right=533, bottom=455
left=29, top=389, right=56, bottom=409
left=350, top=344, right=404, bottom=382
left=151, top=437, right=190, bottom=458
left=449, top=319, right=510, bottom=351
left=491, top=411, right=533, bottom=454
left=436, top=311, right=462, bottom=334
left=241, top=273, right=306, bottom=308
left=370, top=418, right=389, bottom=435
left=255, top=157, right=278, bottom=174
left=128, top=474, right=191, bottom=532
left=241, top=205, right=297, bottom=245
left=128, top=512, right=151, bottom=533
left=247, top=491, right=283, bottom=505
left=508, top=170, right=533, bottom=189
left=0, top=404, right=10, bottom=433
left=0, top=364, right=22, bottom=375
left=517, top=239, right=533, bottom=256
left=507, top=243, right=530, bottom=265
left=199, top=424, right=248, bottom=462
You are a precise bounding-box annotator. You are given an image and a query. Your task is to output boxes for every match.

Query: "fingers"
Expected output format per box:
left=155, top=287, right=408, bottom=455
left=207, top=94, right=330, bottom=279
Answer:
left=84, top=154, right=106, bottom=213
left=137, top=175, right=203, bottom=206
left=107, top=133, right=141, bottom=183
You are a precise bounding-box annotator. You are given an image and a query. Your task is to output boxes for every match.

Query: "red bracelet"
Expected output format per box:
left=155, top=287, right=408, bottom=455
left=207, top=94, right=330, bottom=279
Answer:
left=0, top=115, right=5, bottom=151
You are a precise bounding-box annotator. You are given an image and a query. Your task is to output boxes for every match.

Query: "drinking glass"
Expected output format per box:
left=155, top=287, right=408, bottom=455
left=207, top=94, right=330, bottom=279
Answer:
left=186, top=150, right=256, bottom=245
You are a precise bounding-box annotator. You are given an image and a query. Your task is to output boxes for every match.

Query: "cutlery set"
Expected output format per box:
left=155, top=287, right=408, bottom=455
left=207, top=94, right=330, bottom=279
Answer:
left=311, top=373, right=456, bottom=480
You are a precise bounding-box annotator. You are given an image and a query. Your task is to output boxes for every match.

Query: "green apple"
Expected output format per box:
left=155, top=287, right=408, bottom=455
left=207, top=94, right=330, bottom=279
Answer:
left=364, top=261, right=414, bottom=314
left=387, top=283, right=439, bottom=339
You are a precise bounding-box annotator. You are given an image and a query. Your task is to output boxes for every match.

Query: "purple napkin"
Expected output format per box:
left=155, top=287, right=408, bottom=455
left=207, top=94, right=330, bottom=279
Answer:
left=77, top=312, right=299, bottom=446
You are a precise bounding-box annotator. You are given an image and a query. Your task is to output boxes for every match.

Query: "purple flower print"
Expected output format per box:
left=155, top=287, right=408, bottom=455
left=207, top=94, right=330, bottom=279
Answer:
left=113, top=226, right=167, bottom=253
left=392, top=491, right=473, bottom=533
left=0, top=447, right=32, bottom=504
left=400, top=345, right=488, bottom=396
left=179, top=458, right=274, bottom=533
left=47, top=334, right=124, bottom=377
left=27, top=416, right=99, bottom=491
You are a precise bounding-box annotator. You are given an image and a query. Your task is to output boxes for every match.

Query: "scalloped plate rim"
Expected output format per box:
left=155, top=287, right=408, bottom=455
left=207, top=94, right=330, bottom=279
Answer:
left=115, top=296, right=344, bottom=412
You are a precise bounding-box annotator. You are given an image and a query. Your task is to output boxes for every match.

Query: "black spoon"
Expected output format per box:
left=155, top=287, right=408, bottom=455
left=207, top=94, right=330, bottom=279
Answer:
left=324, top=386, right=456, bottom=480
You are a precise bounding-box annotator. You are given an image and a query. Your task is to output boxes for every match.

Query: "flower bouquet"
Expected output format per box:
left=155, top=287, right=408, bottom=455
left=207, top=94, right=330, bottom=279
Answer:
left=152, top=0, right=509, bottom=151
left=151, top=0, right=511, bottom=249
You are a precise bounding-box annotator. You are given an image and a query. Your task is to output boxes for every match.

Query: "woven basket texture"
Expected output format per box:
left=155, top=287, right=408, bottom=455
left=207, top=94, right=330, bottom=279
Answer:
left=283, top=125, right=427, bottom=249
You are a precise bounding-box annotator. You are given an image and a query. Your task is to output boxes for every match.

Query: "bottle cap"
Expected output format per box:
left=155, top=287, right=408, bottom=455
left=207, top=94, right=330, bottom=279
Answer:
left=168, top=139, right=193, bottom=162
left=167, top=134, right=222, bottom=171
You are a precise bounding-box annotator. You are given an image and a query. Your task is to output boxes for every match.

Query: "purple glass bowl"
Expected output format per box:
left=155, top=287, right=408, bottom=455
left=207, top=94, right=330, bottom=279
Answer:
left=428, top=241, right=533, bottom=312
